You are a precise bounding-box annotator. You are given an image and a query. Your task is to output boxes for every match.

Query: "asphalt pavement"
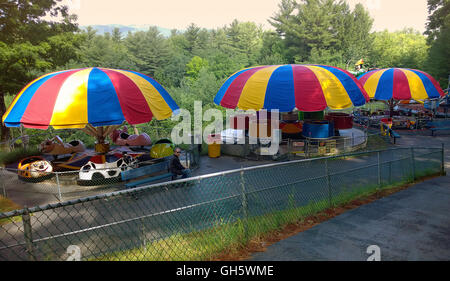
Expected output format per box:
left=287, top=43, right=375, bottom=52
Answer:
left=250, top=175, right=450, bottom=261
left=249, top=132, right=450, bottom=261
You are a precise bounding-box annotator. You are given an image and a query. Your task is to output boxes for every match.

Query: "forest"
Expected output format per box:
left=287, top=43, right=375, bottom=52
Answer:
left=0, top=0, right=448, bottom=147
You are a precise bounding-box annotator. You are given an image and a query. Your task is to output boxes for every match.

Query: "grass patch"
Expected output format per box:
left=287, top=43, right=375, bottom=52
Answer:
left=328, top=101, right=388, bottom=115
left=94, top=201, right=330, bottom=261
left=0, top=147, right=41, bottom=166
left=92, top=168, right=439, bottom=261
left=0, top=196, right=22, bottom=225
left=365, top=134, right=391, bottom=150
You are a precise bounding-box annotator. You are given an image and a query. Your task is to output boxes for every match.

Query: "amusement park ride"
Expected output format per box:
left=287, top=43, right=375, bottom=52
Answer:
left=3, top=65, right=448, bottom=187
left=2, top=67, right=181, bottom=186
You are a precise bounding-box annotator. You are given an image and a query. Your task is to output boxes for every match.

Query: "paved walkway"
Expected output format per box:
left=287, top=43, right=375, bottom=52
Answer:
left=249, top=132, right=450, bottom=261
left=250, top=175, right=450, bottom=261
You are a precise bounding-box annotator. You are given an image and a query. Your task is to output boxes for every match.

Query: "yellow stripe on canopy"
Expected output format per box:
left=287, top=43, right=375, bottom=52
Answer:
left=50, top=68, right=91, bottom=128
left=305, top=65, right=352, bottom=109
left=238, top=65, right=279, bottom=110
left=2, top=71, right=58, bottom=124
left=114, top=70, right=173, bottom=120
left=400, top=69, right=429, bottom=100
left=363, top=69, right=388, bottom=98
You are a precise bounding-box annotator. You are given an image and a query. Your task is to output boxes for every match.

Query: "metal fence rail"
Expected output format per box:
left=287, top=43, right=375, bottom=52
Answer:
left=0, top=146, right=444, bottom=261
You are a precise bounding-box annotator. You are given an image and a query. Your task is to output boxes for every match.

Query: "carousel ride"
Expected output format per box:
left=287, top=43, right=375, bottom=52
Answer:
left=2, top=67, right=180, bottom=185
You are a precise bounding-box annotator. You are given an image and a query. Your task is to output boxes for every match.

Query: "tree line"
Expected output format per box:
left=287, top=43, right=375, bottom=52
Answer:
left=0, top=0, right=448, bottom=145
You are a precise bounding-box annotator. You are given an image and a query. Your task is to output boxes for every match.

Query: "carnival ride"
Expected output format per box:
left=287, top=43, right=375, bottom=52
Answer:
left=3, top=63, right=447, bottom=188
left=214, top=64, right=371, bottom=157
left=2, top=67, right=180, bottom=186
left=357, top=68, right=446, bottom=133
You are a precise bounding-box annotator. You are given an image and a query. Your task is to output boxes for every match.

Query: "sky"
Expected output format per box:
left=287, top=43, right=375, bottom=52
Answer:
left=62, top=0, right=429, bottom=33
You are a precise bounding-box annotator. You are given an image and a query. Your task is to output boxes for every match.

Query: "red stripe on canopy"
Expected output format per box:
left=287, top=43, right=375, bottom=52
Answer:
left=392, top=69, right=412, bottom=100
left=292, top=65, right=327, bottom=112
left=219, top=66, right=268, bottom=108
left=358, top=70, right=378, bottom=87
left=101, top=69, right=153, bottom=125
left=21, top=70, right=80, bottom=129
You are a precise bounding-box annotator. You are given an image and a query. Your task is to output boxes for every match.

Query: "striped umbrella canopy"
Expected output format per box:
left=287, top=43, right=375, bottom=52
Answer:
left=214, top=64, right=370, bottom=112
left=358, top=68, right=445, bottom=101
left=2, top=68, right=179, bottom=131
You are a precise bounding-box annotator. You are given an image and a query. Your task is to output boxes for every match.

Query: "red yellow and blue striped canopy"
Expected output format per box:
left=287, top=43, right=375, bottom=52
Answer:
left=358, top=68, right=445, bottom=101
left=2, top=68, right=179, bottom=129
left=214, top=64, right=370, bottom=112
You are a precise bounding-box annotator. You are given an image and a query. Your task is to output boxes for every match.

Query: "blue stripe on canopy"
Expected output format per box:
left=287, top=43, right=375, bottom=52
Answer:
left=264, top=65, right=295, bottom=112
left=87, top=68, right=125, bottom=126
left=374, top=68, right=394, bottom=100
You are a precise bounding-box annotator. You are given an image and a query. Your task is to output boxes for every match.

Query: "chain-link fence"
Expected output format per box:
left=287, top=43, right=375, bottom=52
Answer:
left=0, top=146, right=444, bottom=261
left=225, top=129, right=392, bottom=161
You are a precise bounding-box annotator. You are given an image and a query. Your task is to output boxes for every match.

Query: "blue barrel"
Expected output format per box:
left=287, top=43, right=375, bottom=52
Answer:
left=302, top=121, right=334, bottom=139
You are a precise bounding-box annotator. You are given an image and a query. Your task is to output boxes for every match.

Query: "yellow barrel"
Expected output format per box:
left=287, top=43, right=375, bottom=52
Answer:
left=207, top=134, right=221, bottom=158
left=208, top=143, right=221, bottom=158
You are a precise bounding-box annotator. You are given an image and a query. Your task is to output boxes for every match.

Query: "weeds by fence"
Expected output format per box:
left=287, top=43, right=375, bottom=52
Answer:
left=0, top=145, right=444, bottom=261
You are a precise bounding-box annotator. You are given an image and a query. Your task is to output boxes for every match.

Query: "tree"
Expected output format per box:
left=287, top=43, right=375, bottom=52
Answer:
left=269, top=0, right=373, bottom=66
left=125, top=27, right=170, bottom=76
left=71, top=30, right=138, bottom=70
left=185, top=56, right=209, bottom=81
left=424, top=0, right=450, bottom=44
left=424, top=0, right=450, bottom=87
left=154, top=53, right=190, bottom=88
left=337, top=3, right=373, bottom=69
left=226, top=20, right=263, bottom=67
left=257, top=31, right=288, bottom=65
left=369, top=29, right=429, bottom=69
left=425, top=28, right=450, bottom=87
left=111, top=27, right=122, bottom=43
left=0, top=0, right=78, bottom=143
left=184, top=23, right=201, bottom=53
left=0, top=0, right=77, bottom=44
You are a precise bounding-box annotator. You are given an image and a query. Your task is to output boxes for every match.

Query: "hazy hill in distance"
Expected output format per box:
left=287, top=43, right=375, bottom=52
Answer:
left=80, top=24, right=176, bottom=37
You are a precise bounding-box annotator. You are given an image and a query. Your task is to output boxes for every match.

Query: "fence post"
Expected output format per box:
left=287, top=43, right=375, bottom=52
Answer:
left=1, top=169, right=6, bottom=198
left=351, top=132, right=354, bottom=148
left=325, top=158, right=332, bottom=208
left=388, top=161, right=392, bottom=184
left=377, top=151, right=381, bottom=188
left=240, top=169, right=248, bottom=241
left=55, top=172, right=62, bottom=202
left=411, top=147, right=416, bottom=180
left=442, top=143, right=445, bottom=175
left=22, top=207, right=36, bottom=261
